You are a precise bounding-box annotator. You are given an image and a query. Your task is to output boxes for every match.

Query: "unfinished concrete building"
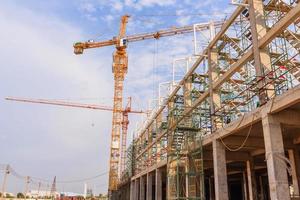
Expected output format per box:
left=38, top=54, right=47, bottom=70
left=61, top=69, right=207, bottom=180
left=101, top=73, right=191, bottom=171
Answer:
left=116, top=0, right=300, bottom=199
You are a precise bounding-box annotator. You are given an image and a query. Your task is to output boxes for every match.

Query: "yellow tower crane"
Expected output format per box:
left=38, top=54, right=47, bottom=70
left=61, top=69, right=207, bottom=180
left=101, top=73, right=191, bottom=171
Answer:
left=74, top=16, right=130, bottom=195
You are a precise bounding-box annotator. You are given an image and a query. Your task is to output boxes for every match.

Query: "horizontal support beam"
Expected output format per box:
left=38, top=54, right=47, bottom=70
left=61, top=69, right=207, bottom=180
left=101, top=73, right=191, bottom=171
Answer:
left=203, top=150, right=251, bottom=161
left=131, top=160, right=167, bottom=180
left=294, top=135, right=300, bottom=144
left=222, top=136, right=265, bottom=149
left=274, top=109, right=300, bottom=126
left=250, top=148, right=265, bottom=156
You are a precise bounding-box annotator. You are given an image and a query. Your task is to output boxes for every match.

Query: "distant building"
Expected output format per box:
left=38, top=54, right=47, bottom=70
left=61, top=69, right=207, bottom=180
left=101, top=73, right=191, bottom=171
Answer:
left=84, top=183, right=87, bottom=198
left=3, top=192, right=15, bottom=198
left=28, top=190, right=59, bottom=198
left=86, top=188, right=93, bottom=197
left=60, top=192, right=84, bottom=197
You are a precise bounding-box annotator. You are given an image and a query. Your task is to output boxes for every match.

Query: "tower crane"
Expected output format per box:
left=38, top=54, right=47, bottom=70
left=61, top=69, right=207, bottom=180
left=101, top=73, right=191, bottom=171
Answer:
left=73, top=16, right=223, bottom=196
left=5, top=96, right=144, bottom=176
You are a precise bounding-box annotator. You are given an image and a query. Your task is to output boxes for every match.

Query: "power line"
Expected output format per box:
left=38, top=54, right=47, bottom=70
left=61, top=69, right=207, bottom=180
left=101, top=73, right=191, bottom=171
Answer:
left=31, top=172, right=108, bottom=184
left=0, top=164, right=108, bottom=184
left=131, top=12, right=231, bottom=17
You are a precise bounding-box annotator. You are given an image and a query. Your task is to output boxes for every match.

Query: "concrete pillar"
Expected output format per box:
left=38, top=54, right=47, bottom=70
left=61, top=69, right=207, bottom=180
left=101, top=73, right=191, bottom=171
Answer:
left=208, top=49, right=221, bottom=130
left=130, top=180, right=135, bottom=200
left=146, top=173, right=153, bottom=200
left=213, top=139, right=229, bottom=200
left=249, top=0, right=274, bottom=103
left=140, top=176, right=145, bottom=200
left=288, top=149, right=300, bottom=196
left=246, top=160, right=257, bottom=200
left=135, top=179, right=139, bottom=200
left=262, top=113, right=290, bottom=200
left=294, top=149, right=300, bottom=194
left=156, top=168, right=162, bottom=200
left=185, top=157, right=198, bottom=198
left=185, top=160, right=189, bottom=197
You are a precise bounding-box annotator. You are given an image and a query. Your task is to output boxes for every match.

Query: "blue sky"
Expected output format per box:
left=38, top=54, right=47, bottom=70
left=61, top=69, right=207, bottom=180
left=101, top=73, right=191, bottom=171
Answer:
left=0, top=0, right=232, bottom=195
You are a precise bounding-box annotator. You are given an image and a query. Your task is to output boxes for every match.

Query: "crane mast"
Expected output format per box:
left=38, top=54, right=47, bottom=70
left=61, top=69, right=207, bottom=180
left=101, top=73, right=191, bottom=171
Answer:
left=120, top=97, right=131, bottom=174
left=109, top=15, right=129, bottom=193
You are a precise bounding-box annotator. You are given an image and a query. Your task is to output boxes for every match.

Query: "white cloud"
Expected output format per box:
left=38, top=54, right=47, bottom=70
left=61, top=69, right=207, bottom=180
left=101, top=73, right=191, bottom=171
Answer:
left=78, top=2, right=97, bottom=13
left=125, top=0, right=176, bottom=10
left=103, top=14, right=115, bottom=22
left=76, top=0, right=124, bottom=20
left=95, top=0, right=124, bottom=11
left=138, top=0, right=176, bottom=7
left=85, top=13, right=99, bottom=21
left=176, top=15, right=192, bottom=26
left=112, top=1, right=123, bottom=11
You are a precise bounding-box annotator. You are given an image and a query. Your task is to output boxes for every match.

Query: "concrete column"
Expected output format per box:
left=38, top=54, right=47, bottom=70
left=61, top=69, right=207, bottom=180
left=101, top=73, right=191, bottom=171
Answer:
left=249, top=0, right=274, bottom=103
left=146, top=173, right=153, bottom=200
left=246, top=160, right=257, bottom=200
left=156, top=168, right=162, bottom=200
left=208, top=49, right=221, bottom=130
left=288, top=149, right=300, bottom=196
left=157, top=141, right=161, bottom=163
left=262, top=113, right=290, bottom=200
left=185, top=160, right=189, bottom=197
left=135, top=179, right=139, bottom=200
left=186, top=157, right=198, bottom=198
left=213, top=139, right=229, bottom=200
left=294, top=149, right=300, bottom=194
left=130, top=180, right=135, bottom=200
left=140, top=176, right=146, bottom=200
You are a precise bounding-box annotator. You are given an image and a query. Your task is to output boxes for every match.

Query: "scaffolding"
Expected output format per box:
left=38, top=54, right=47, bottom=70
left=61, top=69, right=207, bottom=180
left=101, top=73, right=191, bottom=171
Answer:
left=166, top=74, right=207, bottom=199
left=118, top=1, right=300, bottom=199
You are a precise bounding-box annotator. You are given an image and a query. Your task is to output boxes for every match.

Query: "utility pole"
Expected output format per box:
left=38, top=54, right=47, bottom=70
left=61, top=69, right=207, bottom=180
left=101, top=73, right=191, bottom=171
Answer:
left=37, top=182, right=41, bottom=198
left=1, top=165, right=10, bottom=197
left=50, top=176, right=56, bottom=199
left=24, top=176, right=30, bottom=199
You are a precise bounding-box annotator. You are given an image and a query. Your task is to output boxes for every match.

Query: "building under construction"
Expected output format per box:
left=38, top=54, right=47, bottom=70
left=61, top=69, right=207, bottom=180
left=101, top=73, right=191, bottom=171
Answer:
left=113, top=0, right=300, bottom=200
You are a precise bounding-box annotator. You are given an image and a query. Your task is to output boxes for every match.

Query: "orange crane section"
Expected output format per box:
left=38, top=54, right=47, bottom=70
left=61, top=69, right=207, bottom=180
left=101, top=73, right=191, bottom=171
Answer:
left=5, top=97, right=143, bottom=114
left=73, top=21, right=224, bottom=54
left=109, top=15, right=129, bottom=193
